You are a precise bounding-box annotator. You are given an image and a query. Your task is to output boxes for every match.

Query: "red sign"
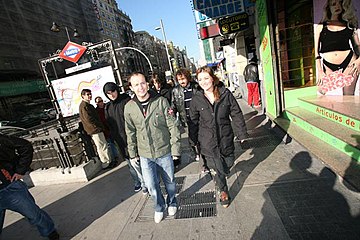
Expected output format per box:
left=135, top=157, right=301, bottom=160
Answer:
left=59, top=41, right=87, bottom=63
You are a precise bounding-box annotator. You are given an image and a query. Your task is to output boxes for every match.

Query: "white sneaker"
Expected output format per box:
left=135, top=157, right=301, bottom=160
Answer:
left=168, top=206, right=177, bottom=216
left=154, top=211, right=163, bottom=223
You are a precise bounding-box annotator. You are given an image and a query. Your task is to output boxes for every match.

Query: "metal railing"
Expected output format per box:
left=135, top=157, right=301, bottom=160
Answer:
left=5, top=115, right=97, bottom=173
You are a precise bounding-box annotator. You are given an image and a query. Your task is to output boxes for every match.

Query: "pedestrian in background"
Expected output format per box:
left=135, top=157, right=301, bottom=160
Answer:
left=103, top=82, right=146, bottom=194
left=190, top=66, right=248, bottom=208
left=95, top=96, right=119, bottom=167
left=172, top=68, right=209, bottom=172
left=0, top=134, right=59, bottom=240
left=79, top=89, right=112, bottom=169
left=243, top=57, right=261, bottom=108
left=150, top=73, right=173, bottom=104
left=124, top=72, right=180, bottom=223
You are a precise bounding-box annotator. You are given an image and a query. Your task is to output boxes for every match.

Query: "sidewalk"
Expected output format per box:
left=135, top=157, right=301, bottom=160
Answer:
left=2, top=99, right=360, bottom=240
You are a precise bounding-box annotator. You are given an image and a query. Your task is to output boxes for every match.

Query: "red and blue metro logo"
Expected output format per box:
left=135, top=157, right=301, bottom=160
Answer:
left=59, top=41, right=87, bottom=63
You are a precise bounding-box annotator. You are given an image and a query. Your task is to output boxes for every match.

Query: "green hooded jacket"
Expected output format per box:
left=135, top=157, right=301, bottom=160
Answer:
left=124, top=92, right=181, bottom=159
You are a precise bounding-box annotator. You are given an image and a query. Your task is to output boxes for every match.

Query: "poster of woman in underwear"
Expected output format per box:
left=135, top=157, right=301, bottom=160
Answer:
left=314, top=0, right=360, bottom=95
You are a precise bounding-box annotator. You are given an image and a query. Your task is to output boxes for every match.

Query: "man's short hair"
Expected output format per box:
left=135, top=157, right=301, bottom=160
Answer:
left=81, top=89, right=92, bottom=96
left=127, top=71, right=147, bottom=86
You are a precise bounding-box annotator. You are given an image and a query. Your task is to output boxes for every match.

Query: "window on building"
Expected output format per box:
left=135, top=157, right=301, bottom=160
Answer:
left=273, top=0, right=315, bottom=89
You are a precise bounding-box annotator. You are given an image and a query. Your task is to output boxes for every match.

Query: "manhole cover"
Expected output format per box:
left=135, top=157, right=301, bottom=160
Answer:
left=175, top=191, right=217, bottom=219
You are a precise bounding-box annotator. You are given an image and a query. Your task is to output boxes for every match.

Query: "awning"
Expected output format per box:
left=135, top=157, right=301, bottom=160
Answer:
left=207, top=58, right=225, bottom=67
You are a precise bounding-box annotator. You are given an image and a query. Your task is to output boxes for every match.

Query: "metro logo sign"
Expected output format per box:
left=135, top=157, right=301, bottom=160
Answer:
left=59, top=41, right=87, bottom=63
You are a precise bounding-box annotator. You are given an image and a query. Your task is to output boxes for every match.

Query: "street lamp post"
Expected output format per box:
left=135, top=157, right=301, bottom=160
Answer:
left=155, top=19, right=173, bottom=74
left=50, top=22, right=79, bottom=41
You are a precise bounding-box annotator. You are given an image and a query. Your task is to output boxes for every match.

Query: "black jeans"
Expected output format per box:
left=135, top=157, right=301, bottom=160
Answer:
left=206, top=153, right=235, bottom=192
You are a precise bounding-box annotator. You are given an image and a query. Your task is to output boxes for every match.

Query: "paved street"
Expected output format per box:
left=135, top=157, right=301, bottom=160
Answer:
left=2, top=99, right=360, bottom=240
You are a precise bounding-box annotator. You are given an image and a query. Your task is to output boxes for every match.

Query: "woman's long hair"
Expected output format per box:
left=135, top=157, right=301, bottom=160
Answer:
left=196, top=66, right=221, bottom=101
left=321, top=0, right=358, bottom=28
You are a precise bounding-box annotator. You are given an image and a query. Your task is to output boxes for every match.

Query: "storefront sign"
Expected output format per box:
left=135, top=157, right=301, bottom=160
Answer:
left=218, top=12, right=249, bottom=34
left=193, top=0, right=244, bottom=20
left=220, top=38, right=235, bottom=46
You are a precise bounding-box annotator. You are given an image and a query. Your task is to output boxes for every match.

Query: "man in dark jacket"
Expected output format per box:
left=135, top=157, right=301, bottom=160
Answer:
left=243, top=57, right=261, bottom=108
left=79, top=89, right=112, bottom=169
left=0, top=134, right=59, bottom=240
left=172, top=68, right=209, bottom=172
left=103, top=82, right=146, bottom=194
left=150, top=73, right=172, bottom=104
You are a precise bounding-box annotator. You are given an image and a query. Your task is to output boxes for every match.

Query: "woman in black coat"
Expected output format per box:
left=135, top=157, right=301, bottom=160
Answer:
left=190, top=66, right=248, bottom=208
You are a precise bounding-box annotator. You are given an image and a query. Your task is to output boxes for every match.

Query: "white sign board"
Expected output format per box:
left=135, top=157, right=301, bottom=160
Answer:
left=216, top=51, right=224, bottom=60
left=52, top=66, right=116, bottom=117
left=65, top=62, right=92, bottom=74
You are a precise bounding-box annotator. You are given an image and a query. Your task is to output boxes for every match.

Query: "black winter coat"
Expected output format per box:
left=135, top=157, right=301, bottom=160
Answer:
left=189, top=85, right=248, bottom=158
left=0, top=134, right=33, bottom=188
left=104, top=92, right=131, bottom=155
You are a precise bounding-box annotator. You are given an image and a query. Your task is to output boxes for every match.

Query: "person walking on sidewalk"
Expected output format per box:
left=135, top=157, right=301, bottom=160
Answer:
left=124, top=72, right=181, bottom=223
left=95, top=96, right=120, bottom=166
left=190, top=66, right=248, bottom=208
left=79, top=89, right=112, bottom=169
left=0, top=134, right=59, bottom=240
left=172, top=68, right=209, bottom=172
left=103, top=82, right=146, bottom=194
left=243, top=57, right=261, bottom=108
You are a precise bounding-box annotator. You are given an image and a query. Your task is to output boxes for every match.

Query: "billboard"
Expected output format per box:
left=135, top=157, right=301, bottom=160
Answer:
left=51, top=66, right=116, bottom=117
left=193, top=0, right=245, bottom=22
left=314, top=0, right=360, bottom=95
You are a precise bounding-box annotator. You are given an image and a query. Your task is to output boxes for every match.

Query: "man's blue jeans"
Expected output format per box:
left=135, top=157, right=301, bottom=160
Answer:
left=140, top=153, right=177, bottom=212
left=126, top=158, right=144, bottom=189
left=0, top=181, right=55, bottom=237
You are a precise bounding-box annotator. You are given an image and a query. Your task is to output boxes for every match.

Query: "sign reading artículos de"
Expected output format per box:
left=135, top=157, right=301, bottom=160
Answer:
left=193, top=0, right=244, bottom=20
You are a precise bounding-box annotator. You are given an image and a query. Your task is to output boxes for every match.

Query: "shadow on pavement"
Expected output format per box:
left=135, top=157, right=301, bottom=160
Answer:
left=344, top=134, right=360, bottom=192
left=252, top=152, right=360, bottom=239
left=2, top=164, right=137, bottom=239
left=228, top=113, right=290, bottom=204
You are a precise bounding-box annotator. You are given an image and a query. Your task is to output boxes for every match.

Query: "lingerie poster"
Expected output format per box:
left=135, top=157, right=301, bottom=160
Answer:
left=313, top=0, right=360, bottom=96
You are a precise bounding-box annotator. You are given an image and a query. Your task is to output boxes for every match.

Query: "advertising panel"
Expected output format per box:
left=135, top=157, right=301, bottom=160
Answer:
left=193, top=0, right=244, bottom=22
left=51, top=66, right=116, bottom=117
left=314, top=0, right=360, bottom=96
left=257, top=0, right=278, bottom=118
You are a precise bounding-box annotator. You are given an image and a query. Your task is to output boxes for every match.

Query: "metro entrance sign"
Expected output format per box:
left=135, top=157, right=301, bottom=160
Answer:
left=59, top=41, right=87, bottom=63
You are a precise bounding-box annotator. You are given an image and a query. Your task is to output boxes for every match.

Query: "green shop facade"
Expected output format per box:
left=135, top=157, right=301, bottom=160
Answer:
left=256, top=0, right=360, bottom=189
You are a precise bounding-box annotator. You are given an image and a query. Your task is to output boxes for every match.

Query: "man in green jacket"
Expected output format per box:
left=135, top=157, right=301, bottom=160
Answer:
left=124, top=72, right=181, bottom=223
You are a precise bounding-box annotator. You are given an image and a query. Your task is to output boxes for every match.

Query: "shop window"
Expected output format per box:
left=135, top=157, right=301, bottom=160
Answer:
left=274, top=0, right=315, bottom=89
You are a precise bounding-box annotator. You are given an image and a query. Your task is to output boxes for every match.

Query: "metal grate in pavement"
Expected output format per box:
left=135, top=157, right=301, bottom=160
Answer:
left=175, top=191, right=217, bottom=219
left=240, top=135, right=283, bottom=149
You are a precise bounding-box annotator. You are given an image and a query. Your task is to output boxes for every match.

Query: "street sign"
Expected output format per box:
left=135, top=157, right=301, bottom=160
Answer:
left=59, top=41, right=87, bottom=63
left=220, top=38, right=235, bottom=46
left=216, top=51, right=224, bottom=60
left=65, top=62, right=92, bottom=74
left=218, top=12, right=249, bottom=35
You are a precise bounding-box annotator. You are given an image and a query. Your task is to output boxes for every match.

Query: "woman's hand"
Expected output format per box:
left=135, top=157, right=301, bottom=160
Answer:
left=349, top=58, right=360, bottom=77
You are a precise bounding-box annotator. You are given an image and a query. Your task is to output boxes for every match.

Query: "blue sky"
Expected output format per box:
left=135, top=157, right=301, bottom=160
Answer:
left=116, top=0, right=200, bottom=61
